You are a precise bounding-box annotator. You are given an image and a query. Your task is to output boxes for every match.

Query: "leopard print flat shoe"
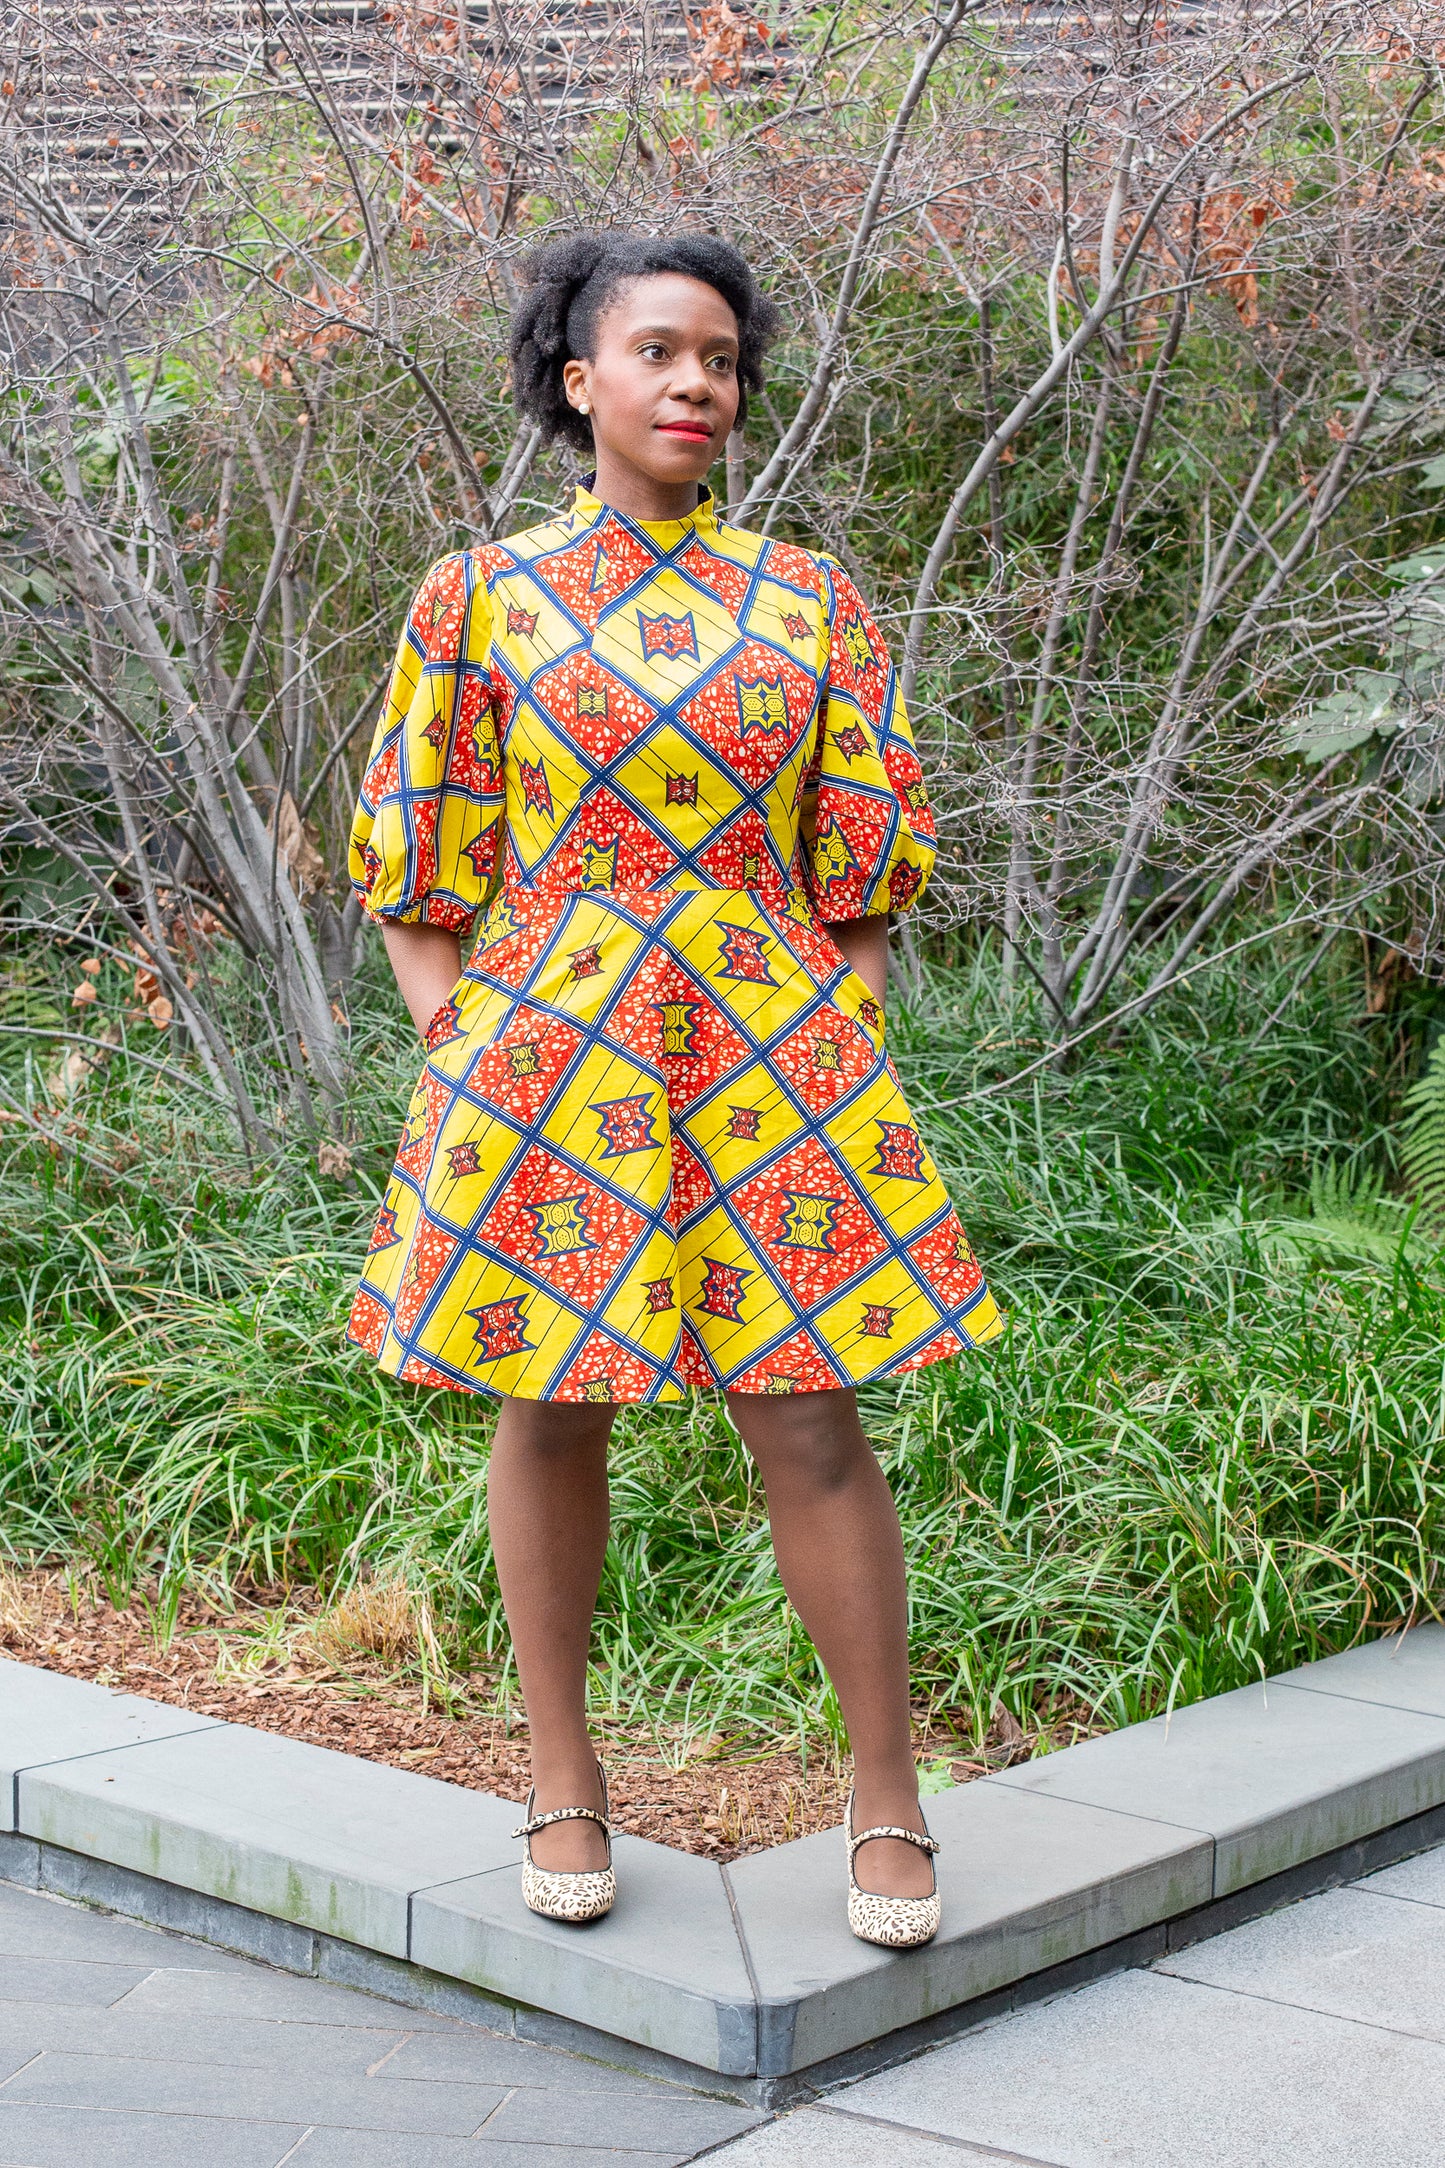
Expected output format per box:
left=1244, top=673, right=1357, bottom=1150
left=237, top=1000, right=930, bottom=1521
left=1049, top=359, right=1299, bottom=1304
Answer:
left=846, top=1787, right=941, bottom=1949
left=513, top=1761, right=615, bottom=1924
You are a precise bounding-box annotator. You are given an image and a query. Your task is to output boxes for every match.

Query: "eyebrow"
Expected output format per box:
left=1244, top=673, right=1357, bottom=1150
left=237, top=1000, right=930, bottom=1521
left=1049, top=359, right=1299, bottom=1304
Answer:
left=630, top=323, right=739, bottom=349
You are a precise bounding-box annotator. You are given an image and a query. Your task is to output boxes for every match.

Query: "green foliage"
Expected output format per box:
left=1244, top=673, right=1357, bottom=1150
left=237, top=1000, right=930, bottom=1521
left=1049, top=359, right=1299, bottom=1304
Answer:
left=2, top=933, right=1440, bottom=1754
left=1403, top=1033, right=1445, bottom=1223
left=1281, top=376, right=1445, bottom=787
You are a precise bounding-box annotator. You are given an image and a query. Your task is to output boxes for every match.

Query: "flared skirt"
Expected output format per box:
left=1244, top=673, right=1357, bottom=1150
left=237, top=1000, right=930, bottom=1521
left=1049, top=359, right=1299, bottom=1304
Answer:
left=349, top=885, right=1002, bottom=1401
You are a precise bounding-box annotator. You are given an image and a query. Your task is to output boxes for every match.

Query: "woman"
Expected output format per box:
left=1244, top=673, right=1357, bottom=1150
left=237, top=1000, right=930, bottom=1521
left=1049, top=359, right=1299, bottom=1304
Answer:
left=348, top=231, right=1002, bottom=1949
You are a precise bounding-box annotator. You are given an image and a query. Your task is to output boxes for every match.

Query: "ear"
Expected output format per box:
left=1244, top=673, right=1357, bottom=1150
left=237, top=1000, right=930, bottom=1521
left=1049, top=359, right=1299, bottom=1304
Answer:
left=562, top=358, right=592, bottom=418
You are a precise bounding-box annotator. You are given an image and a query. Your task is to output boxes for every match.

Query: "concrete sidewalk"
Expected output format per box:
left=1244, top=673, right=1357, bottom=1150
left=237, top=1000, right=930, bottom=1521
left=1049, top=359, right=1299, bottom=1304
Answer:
left=710, top=1837, right=1445, bottom=2167
left=7, top=1839, right=1445, bottom=2164
left=0, top=1880, right=762, bottom=2165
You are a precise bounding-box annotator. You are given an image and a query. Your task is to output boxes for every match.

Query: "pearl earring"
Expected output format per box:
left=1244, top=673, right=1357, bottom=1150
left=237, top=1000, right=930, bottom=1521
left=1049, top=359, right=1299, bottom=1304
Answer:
left=578, top=400, right=590, bottom=416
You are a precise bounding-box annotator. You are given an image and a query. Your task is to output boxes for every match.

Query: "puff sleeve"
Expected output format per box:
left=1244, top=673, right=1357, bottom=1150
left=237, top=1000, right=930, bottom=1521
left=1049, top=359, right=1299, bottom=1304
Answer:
left=348, top=553, right=505, bottom=934
left=803, top=557, right=936, bottom=921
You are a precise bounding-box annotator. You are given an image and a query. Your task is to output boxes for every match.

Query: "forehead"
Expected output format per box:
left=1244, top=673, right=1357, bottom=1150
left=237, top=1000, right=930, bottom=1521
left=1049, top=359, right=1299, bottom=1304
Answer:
left=599, top=272, right=739, bottom=345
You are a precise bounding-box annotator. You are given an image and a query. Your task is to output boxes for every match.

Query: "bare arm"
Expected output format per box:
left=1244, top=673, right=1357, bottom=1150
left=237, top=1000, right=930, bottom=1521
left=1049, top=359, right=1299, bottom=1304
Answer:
left=382, top=920, right=463, bottom=1036
left=825, top=912, right=889, bottom=1007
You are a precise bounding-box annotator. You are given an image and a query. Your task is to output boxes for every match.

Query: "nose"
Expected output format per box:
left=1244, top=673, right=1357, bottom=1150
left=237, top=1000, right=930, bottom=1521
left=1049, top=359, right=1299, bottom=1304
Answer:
left=668, top=353, right=714, bottom=405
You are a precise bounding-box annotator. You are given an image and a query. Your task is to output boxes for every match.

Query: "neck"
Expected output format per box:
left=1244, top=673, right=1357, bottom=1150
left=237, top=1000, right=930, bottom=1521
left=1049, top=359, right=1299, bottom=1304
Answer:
left=586, top=448, right=708, bottom=524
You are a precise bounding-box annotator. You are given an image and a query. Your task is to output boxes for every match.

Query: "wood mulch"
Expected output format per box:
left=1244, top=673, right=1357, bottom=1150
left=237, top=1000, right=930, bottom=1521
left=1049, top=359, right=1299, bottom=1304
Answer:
left=0, top=1568, right=1102, bottom=1861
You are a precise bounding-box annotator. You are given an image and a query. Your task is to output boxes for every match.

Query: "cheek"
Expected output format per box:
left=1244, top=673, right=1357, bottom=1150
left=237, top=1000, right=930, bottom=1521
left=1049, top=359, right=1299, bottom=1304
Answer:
left=591, top=364, right=655, bottom=428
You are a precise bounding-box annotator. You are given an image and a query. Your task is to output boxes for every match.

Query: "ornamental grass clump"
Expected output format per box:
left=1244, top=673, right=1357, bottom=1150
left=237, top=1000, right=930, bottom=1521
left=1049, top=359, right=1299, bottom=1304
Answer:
left=2, top=933, right=1440, bottom=1757
left=310, top=1571, right=444, bottom=1676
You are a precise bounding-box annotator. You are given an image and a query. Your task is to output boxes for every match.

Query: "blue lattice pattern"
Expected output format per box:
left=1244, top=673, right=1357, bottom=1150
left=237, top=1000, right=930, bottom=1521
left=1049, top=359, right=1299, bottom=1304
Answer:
left=347, top=488, right=1000, bottom=1400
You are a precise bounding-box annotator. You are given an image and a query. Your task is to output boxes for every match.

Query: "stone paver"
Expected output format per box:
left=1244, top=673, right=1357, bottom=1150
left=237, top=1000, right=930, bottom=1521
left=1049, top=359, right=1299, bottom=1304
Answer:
left=0, top=1957, right=157, bottom=2011
left=709, top=1837, right=1445, bottom=2167
left=990, top=1680, right=1445, bottom=1894
left=0, top=2104, right=306, bottom=2167
left=1158, top=1881, right=1445, bottom=2039
left=0, top=2055, right=510, bottom=2134
left=11, top=1813, right=1445, bottom=2167
left=287, top=2137, right=678, bottom=2166
left=477, top=2081, right=758, bottom=2152
left=0, top=1655, right=218, bottom=1832
left=1284, top=1621, right=1445, bottom=1720
left=702, top=2108, right=1003, bottom=2162
left=0, top=1879, right=246, bottom=1970
left=0, top=1999, right=412, bottom=2080
left=413, top=1828, right=755, bottom=2074
left=726, top=1773, right=1209, bottom=2074
left=836, top=1970, right=1445, bottom=2166
left=0, top=1880, right=761, bottom=2167
left=1362, top=1842, right=1445, bottom=1907
left=21, top=1720, right=520, bottom=1957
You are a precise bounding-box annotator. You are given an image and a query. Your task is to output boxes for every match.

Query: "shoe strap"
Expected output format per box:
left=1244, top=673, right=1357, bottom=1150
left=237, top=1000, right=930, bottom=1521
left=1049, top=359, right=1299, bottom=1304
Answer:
left=848, top=1823, right=941, bottom=1865
left=512, top=1805, right=611, bottom=1841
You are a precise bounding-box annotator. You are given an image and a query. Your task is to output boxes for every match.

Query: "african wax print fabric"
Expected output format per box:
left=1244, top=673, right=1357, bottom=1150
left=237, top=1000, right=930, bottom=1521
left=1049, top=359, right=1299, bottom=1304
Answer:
left=347, top=484, right=1002, bottom=1401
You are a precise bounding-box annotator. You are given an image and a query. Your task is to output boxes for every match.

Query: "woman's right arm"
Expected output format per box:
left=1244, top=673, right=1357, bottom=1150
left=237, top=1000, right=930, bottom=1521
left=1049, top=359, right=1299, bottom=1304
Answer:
left=382, top=922, right=464, bottom=1038
left=349, top=556, right=505, bottom=1035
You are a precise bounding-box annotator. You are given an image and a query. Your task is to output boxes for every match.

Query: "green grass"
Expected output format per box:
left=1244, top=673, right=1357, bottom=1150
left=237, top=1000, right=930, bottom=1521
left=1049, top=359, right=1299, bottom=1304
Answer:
left=2, top=933, right=1442, bottom=1758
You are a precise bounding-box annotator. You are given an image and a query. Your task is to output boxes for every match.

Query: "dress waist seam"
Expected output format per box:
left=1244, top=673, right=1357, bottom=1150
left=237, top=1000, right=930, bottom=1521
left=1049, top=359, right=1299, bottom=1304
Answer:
left=493, top=882, right=805, bottom=902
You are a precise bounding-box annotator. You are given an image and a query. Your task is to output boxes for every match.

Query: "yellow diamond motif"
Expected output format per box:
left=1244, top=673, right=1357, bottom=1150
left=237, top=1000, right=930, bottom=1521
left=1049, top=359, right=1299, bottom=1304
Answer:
left=779, top=1193, right=840, bottom=1252
left=530, top=1195, right=594, bottom=1257
left=815, top=828, right=854, bottom=886
left=659, top=1000, right=698, bottom=1056
left=842, top=617, right=874, bottom=672
left=580, top=837, right=618, bottom=891
left=738, top=680, right=788, bottom=736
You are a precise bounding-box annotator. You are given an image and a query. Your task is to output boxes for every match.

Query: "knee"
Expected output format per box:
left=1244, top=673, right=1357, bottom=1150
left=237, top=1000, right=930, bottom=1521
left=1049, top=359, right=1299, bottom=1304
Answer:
left=731, top=1391, right=869, bottom=1494
left=790, top=1433, right=863, bottom=1493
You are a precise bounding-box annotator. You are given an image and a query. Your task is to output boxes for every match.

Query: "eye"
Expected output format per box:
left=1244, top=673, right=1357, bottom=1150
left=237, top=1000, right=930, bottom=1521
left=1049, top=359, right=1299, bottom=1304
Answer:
left=708, top=353, right=736, bottom=374
left=639, top=341, right=669, bottom=361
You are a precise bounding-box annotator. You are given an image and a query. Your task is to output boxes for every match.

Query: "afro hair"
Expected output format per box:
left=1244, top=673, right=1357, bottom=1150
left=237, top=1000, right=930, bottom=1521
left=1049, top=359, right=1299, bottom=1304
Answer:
left=509, top=229, right=781, bottom=453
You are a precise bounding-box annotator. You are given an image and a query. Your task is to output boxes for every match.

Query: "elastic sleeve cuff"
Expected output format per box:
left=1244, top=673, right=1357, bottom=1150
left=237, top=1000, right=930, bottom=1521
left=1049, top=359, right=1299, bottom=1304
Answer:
left=357, top=891, right=478, bottom=936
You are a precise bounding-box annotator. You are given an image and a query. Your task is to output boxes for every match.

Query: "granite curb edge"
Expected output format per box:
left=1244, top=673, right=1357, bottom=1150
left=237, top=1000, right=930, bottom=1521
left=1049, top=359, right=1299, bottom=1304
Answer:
left=4, top=1624, right=1444, bottom=2087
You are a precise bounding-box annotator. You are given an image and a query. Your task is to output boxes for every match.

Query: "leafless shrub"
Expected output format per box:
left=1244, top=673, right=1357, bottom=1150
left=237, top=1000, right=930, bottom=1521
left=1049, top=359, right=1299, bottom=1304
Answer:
left=1, top=0, right=1442, bottom=1148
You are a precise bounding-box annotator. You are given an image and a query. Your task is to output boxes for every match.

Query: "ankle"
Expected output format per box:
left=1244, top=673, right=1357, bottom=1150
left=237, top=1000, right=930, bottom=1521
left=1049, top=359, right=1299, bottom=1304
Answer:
left=529, top=1747, right=604, bottom=1809
left=851, top=1770, right=924, bottom=1828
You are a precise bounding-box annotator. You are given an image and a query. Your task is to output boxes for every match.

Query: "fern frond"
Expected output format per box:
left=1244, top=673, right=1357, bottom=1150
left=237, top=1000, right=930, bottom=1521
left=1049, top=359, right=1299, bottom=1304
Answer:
left=1261, top=1157, right=1420, bottom=1268
left=1402, top=1035, right=1445, bottom=1221
left=1307, top=1160, right=1394, bottom=1230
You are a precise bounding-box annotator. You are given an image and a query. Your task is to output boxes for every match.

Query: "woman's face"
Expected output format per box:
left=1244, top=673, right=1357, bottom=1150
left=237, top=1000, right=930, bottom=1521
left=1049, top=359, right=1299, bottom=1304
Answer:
left=563, top=273, right=741, bottom=493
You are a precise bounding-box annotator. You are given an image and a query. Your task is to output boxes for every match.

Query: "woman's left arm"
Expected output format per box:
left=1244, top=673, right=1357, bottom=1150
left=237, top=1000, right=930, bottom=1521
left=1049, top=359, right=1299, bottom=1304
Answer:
left=826, top=912, right=890, bottom=1007
left=807, top=559, right=933, bottom=1001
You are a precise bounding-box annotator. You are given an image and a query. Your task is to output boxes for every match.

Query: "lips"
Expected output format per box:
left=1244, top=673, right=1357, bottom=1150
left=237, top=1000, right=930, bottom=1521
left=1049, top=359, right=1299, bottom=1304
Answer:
left=657, top=422, right=714, bottom=442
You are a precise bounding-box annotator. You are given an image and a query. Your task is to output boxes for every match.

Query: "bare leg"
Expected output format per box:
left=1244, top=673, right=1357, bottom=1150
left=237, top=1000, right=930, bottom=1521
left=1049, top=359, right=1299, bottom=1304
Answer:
left=726, top=1388, right=932, bottom=1899
left=487, top=1396, right=614, bottom=1871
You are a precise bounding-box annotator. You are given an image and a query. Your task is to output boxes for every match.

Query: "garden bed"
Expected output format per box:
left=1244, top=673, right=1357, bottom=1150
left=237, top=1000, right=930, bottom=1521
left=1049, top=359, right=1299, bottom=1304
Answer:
left=0, top=1567, right=1073, bottom=1860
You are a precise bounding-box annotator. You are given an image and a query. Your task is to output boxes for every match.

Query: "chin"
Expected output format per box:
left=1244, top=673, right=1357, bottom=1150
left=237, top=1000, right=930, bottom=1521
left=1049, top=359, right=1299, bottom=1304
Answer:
left=645, top=451, right=715, bottom=484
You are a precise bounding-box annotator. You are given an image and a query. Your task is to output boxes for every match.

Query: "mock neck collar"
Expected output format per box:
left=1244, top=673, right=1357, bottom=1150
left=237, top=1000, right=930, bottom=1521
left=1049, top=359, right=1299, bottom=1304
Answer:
left=571, top=480, right=719, bottom=541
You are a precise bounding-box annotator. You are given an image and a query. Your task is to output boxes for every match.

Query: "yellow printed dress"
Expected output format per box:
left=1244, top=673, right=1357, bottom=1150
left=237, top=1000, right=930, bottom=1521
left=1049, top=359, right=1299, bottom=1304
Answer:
left=347, top=483, right=1001, bottom=1402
